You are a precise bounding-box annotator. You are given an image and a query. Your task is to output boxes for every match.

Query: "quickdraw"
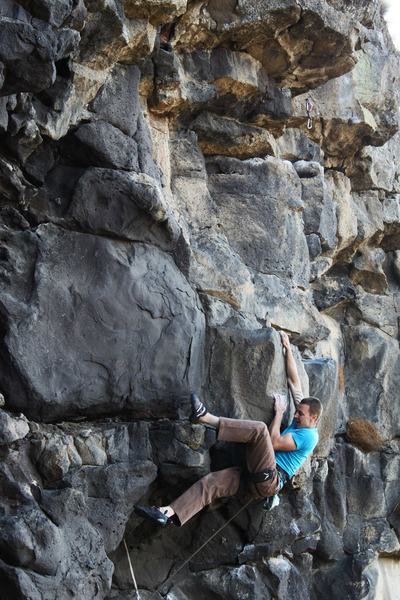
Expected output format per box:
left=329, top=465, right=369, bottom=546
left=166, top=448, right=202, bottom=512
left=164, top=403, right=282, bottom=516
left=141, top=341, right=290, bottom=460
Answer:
left=306, top=97, right=314, bottom=129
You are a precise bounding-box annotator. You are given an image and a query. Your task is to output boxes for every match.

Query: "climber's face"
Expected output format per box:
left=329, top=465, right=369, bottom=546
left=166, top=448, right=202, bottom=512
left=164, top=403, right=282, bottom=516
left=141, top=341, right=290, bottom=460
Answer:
left=294, top=403, right=317, bottom=428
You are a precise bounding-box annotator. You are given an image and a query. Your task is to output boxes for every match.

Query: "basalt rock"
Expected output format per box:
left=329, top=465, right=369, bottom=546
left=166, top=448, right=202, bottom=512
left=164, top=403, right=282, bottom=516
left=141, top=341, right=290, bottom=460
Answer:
left=0, top=0, right=400, bottom=598
left=0, top=223, right=205, bottom=421
left=205, top=155, right=310, bottom=287
left=290, top=28, right=400, bottom=166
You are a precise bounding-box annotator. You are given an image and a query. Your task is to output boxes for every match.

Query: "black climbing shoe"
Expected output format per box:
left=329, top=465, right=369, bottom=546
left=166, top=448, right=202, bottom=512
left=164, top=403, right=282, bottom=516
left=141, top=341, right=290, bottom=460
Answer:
left=134, top=505, right=170, bottom=526
left=190, top=392, right=208, bottom=423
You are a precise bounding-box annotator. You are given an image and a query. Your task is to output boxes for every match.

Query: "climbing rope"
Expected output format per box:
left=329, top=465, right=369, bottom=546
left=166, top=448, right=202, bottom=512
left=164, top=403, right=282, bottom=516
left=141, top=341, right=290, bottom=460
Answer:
left=306, top=97, right=314, bottom=129
left=123, top=537, right=141, bottom=600
left=155, top=498, right=254, bottom=596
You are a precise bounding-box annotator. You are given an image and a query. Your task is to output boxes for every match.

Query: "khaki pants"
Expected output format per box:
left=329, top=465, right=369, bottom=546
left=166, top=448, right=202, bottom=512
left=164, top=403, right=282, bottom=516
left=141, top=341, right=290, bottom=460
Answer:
left=170, top=417, right=279, bottom=525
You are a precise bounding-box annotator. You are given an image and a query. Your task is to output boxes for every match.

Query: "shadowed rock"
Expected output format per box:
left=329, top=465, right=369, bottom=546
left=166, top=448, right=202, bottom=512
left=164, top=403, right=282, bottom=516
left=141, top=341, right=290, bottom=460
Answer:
left=69, top=168, right=180, bottom=248
left=66, top=121, right=140, bottom=171
left=0, top=223, right=205, bottom=421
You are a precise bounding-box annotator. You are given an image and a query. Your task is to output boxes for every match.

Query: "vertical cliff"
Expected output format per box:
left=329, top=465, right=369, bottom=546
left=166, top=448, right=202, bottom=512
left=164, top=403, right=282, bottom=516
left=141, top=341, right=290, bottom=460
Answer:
left=0, top=1, right=399, bottom=598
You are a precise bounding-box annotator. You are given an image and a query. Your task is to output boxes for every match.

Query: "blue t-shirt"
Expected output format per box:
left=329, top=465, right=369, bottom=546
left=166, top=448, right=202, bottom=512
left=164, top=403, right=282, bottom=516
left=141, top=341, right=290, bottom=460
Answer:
left=275, top=420, right=318, bottom=479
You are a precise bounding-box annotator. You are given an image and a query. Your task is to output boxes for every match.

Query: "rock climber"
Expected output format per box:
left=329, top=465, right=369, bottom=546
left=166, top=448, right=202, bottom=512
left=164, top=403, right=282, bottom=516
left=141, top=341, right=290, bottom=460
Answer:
left=135, top=331, right=322, bottom=526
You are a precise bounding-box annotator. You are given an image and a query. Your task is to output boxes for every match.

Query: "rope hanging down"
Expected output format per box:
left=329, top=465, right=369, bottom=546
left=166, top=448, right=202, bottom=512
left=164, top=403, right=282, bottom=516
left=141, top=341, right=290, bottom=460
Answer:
left=155, top=498, right=254, bottom=596
left=123, top=537, right=141, bottom=600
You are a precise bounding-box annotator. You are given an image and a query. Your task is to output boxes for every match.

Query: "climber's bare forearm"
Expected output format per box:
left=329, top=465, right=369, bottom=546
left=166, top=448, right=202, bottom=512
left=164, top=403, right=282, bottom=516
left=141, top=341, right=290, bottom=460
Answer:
left=269, top=410, right=284, bottom=445
left=280, top=331, right=303, bottom=402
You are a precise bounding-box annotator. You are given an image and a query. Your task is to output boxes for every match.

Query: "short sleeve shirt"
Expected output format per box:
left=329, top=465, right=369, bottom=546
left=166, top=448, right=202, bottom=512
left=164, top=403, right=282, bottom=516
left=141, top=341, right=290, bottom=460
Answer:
left=275, top=421, right=318, bottom=479
left=275, top=382, right=318, bottom=479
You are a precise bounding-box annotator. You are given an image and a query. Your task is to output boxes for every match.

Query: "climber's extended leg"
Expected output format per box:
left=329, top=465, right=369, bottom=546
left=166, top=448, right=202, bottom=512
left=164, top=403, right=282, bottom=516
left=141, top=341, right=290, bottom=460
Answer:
left=134, top=394, right=279, bottom=526
left=166, top=418, right=279, bottom=525
left=169, top=466, right=242, bottom=525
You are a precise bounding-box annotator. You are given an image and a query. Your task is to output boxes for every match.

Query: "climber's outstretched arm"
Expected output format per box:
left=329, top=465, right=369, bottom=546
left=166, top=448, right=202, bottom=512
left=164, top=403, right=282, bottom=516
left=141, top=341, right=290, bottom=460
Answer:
left=279, top=331, right=303, bottom=405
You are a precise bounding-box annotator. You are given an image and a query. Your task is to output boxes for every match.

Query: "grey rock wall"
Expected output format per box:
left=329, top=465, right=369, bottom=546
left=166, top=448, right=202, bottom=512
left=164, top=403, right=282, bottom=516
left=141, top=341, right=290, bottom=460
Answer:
left=0, top=1, right=399, bottom=599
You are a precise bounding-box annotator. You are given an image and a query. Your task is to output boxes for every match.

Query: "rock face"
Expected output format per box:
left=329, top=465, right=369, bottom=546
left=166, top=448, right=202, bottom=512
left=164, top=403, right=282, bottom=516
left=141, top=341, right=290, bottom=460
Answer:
left=0, top=1, right=399, bottom=599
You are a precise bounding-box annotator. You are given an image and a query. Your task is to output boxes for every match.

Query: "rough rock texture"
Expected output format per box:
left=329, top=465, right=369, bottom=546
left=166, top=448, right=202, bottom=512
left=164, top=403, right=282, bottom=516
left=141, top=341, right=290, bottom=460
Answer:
left=0, top=0, right=399, bottom=599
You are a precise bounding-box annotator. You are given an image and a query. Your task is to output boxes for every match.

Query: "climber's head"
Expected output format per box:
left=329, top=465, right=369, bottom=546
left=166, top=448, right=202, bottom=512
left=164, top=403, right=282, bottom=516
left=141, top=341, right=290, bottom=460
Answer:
left=294, top=397, right=322, bottom=428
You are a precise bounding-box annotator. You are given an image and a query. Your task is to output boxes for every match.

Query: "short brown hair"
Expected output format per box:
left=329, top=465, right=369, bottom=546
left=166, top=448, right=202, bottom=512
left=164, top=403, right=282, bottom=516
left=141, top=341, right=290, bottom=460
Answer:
left=300, top=397, right=323, bottom=418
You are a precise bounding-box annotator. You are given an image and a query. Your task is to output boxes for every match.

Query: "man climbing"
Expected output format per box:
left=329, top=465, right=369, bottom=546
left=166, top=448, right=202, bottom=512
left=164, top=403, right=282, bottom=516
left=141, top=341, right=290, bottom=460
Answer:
left=135, top=331, right=322, bottom=526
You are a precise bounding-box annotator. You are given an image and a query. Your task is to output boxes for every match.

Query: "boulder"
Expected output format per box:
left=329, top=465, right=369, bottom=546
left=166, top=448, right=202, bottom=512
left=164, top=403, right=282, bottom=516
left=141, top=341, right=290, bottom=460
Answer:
left=351, top=190, right=384, bottom=247
left=33, top=432, right=82, bottom=482
left=381, top=194, right=400, bottom=250
left=150, top=46, right=287, bottom=120
left=150, top=420, right=215, bottom=484
left=191, top=112, right=278, bottom=159
left=16, top=0, right=85, bottom=28
left=309, top=256, right=333, bottom=281
left=189, top=231, right=255, bottom=310
left=291, top=33, right=400, bottom=165
left=78, top=3, right=157, bottom=70
left=89, top=64, right=141, bottom=137
left=206, top=155, right=310, bottom=287
left=205, top=326, right=308, bottom=424
left=293, top=160, right=322, bottom=178
left=253, top=274, right=330, bottom=346
left=303, top=358, right=338, bottom=456
left=343, top=324, right=400, bottom=440
left=349, top=289, right=399, bottom=338
left=347, top=132, right=400, bottom=192
left=276, top=128, right=323, bottom=162
left=313, top=275, right=357, bottom=313
left=0, top=223, right=205, bottom=421
left=0, top=410, right=29, bottom=445
left=68, top=168, right=180, bottom=249
left=299, top=169, right=337, bottom=251
left=306, top=233, right=322, bottom=260
left=174, top=0, right=356, bottom=91
left=325, top=170, right=357, bottom=260
left=67, top=121, right=139, bottom=171
left=169, top=131, right=218, bottom=232
left=0, top=16, right=79, bottom=94
left=350, top=247, right=388, bottom=294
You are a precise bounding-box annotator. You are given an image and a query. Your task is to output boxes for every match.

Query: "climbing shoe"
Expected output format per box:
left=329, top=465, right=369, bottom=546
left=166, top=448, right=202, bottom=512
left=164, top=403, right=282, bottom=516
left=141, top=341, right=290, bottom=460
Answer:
left=134, top=505, right=170, bottom=526
left=190, top=392, right=208, bottom=423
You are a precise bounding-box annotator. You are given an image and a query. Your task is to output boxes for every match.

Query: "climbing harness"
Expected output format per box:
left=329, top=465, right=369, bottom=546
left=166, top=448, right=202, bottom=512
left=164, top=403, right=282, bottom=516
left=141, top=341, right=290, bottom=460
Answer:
left=306, top=97, right=314, bottom=129
left=123, top=537, right=141, bottom=600
left=276, top=465, right=290, bottom=488
left=154, top=497, right=254, bottom=596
